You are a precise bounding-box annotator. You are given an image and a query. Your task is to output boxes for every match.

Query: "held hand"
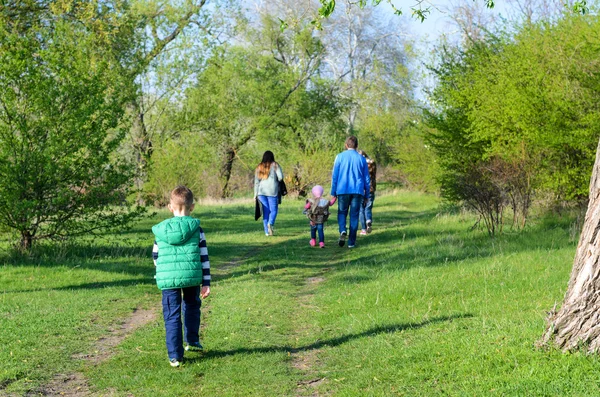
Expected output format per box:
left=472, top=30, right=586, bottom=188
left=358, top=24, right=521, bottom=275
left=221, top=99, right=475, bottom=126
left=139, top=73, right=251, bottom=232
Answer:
left=201, top=286, right=211, bottom=299
left=310, top=221, right=315, bottom=226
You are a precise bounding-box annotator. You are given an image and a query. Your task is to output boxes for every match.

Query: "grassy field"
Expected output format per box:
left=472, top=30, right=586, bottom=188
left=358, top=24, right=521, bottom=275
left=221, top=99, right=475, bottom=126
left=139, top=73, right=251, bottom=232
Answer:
left=2, top=191, right=600, bottom=396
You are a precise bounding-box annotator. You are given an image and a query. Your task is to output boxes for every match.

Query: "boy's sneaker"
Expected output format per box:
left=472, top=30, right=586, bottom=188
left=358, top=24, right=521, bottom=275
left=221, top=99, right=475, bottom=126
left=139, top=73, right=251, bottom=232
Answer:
left=267, top=224, right=274, bottom=236
left=185, top=342, right=203, bottom=352
left=319, top=242, right=325, bottom=248
left=360, top=229, right=367, bottom=235
left=169, top=358, right=181, bottom=367
left=366, top=220, right=372, bottom=234
left=310, top=238, right=316, bottom=247
left=338, top=231, right=346, bottom=247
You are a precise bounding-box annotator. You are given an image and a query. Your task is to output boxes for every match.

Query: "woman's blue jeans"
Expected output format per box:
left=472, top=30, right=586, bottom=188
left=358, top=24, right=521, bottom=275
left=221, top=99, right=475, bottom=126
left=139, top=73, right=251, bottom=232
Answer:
left=162, top=286, right=201, bottom=360
left=359, top=192, right=375, bottom=229
left=310, top=223, right=325, bottom=242
left=258, top=195, right=278, bottom=234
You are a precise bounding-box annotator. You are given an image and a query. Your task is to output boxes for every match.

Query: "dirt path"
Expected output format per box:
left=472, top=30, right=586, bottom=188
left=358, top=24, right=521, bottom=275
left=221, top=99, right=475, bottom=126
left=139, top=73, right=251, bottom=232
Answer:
left=291, top=270, right=332, bottom=397
left=35, top=308, right=156, bottom=397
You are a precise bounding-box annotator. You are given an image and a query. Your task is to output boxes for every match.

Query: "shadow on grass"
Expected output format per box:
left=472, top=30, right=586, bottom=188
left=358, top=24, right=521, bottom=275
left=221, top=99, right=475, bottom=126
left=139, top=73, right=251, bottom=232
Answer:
left=212, top=207, right=576, bottom=285
left=6, top=278, right=155, bottom=294
left=192, top=313, right=473, bottom=362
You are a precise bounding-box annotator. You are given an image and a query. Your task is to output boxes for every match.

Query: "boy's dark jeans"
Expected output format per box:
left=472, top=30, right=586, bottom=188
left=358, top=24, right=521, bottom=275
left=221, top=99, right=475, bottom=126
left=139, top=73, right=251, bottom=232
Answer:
left=310, top=223, right=325, bottom=242
left=162, top=286, right=201, bottom=359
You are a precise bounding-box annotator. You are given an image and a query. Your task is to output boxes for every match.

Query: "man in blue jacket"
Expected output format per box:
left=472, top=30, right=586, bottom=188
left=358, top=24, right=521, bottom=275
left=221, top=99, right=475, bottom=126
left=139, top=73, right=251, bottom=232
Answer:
left=330, top=136, right=370, bottom=248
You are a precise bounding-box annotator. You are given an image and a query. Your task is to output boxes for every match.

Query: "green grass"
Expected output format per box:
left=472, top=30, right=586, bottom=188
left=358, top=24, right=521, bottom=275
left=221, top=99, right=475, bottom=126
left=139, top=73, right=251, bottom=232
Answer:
left=2, top=191, right=600, bottom=396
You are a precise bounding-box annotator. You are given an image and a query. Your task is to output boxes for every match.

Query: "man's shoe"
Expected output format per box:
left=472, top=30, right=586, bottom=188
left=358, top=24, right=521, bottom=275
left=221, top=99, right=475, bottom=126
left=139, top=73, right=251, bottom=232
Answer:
left=366, top=220, right=372, bottom=234
left=185, top=342, right=203, bottom=352
left=348, top=244, right=355, bottom=249
left=338, top=231, right=347, bottom=247
left=169, top=358, right=182, bottom=367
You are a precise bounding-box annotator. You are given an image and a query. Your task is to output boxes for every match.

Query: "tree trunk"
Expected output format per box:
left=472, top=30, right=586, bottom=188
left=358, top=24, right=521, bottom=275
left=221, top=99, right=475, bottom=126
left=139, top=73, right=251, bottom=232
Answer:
left=219, top=148, right=236, bottom=199
left=130, top=102, right=152, bottom=205
left=20, top=230, right=33, bottom=250
left=539, top=138, right=600, bottom=352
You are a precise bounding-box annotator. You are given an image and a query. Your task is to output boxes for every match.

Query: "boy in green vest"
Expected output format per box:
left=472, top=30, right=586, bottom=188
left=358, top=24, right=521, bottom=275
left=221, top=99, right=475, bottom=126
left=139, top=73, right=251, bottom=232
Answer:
left=152, top=186, right=211, bottom=367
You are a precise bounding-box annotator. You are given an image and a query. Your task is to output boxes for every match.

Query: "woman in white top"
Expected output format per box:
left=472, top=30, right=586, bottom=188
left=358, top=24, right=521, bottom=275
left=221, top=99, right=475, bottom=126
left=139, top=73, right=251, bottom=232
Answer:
left=254, top=151, right=284, bottom=236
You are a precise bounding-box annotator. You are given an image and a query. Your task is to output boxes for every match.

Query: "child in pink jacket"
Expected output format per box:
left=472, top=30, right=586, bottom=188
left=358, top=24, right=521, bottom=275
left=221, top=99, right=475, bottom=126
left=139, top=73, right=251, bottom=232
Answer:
left=304, top=185, right=337, bottom=248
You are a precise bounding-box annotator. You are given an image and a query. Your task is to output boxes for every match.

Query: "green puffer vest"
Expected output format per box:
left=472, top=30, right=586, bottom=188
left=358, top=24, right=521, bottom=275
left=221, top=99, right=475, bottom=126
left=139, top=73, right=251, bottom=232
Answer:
left=152, top=216, right=202, bottom=290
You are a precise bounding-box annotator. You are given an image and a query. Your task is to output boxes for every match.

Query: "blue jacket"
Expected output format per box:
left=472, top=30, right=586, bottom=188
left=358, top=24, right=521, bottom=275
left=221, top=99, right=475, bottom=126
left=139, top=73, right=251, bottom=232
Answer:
left=330, top=149, right=370, bottom=197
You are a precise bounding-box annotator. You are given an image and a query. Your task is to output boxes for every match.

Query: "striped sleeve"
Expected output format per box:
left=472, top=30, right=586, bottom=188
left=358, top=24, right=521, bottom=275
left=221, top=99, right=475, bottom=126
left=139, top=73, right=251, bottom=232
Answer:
left=152, top=240, right=159, bottom=266
left=199, top=228, right=211, bottom=287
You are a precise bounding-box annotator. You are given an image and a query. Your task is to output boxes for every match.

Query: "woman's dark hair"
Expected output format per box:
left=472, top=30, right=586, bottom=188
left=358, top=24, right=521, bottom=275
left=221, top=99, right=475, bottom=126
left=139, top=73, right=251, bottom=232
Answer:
left=261, top=150, right=275, bottom=163
left=257, top=150, right=276, bottom=180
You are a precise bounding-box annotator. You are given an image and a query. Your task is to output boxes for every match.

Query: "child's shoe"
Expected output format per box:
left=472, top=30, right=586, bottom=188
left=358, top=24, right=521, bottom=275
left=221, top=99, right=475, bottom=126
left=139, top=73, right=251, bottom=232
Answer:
left=267, top=224, right=274, bottom=236
left=169, top=358, right=182, bottom=367
left=366, top=220, right=372, bottom=234
left=310, top=238, right=316, bottom=247
left=319, top=242, right=325, bottom=248
left=360, top=229, right=367, bottom=235
left=185, top=342, right=203, bottom=351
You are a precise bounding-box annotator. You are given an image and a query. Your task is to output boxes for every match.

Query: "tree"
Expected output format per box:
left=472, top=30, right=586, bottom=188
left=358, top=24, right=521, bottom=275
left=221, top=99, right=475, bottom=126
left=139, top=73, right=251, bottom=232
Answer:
left=466, top=16, right=600, bottom=204
left=319, top=4, right=408, bottom=134
left=247, top=1, right=347, bottom=195
left=180, top=48, right=294, bottom=198
left=0, top=0, right=144, bottom=249
left=125, top=0, right=244, bottom=204
left=539, top=137, right=600, bottom=352
left=425, top=12, right=600, bottom=232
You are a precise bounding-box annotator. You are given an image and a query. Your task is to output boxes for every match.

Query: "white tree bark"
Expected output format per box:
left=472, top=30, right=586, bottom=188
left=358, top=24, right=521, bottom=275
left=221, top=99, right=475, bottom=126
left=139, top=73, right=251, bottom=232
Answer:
left=540, top=138, right=600, bottom=352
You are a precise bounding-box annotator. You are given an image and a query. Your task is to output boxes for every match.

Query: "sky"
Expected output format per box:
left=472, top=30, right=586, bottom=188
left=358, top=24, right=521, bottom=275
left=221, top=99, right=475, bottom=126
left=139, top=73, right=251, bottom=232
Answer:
left=373, top=1, right=516, bottom=101
left=380, top=0, right=513, bottom=42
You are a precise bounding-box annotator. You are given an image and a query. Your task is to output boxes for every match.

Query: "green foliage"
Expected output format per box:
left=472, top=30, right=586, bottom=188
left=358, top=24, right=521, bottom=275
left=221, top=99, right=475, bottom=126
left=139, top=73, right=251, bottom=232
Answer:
left=144, top=133, right=218, bottom=205
left=466, top=17, right=600, bottom=202
left=0, top=0, right=144, bottom=248
left=426, top=15, right=600, bottom=234
left=177, top=47, right=294, bottom=197
left=572, top=0, right=589, bottom=14
left=392, top=122, right=440, bottom=192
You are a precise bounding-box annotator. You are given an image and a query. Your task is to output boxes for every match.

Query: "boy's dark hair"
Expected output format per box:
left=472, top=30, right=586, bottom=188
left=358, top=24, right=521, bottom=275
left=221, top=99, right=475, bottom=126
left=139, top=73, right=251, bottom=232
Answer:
left=345, top=136, right=358, bottom=149
left=171, top=185, right=194, bottom=208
